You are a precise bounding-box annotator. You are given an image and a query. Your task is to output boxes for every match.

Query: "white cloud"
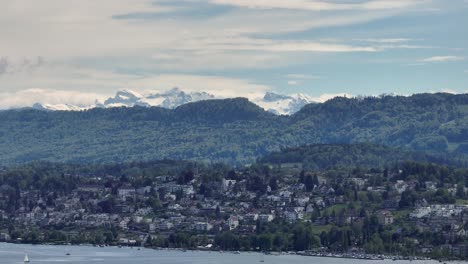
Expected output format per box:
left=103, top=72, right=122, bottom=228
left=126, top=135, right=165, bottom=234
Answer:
left=261, top=42, right=378, bottom=52
left=378, top=44, right=432, bottom=49
left=0, top=57, right=45, bottom=76
left=184, top=39, right=379, bottom=52
left=358, top=38, right=413, bottom=43
left=288, top=80, right=298, bottom=85
left=0, top=89, right=107, bottom=109
left=310, top=93, right=354, bottom=102
left=0, top=63, right=139, bottom=94
left=207, top=0, right=427, bottom=11
left=286, top=74, right=320, bottom=79
left=0, top=0, right=445, bottom=99
left=0, top=0, right=431, bottom=60
left=422, top=56, right=465, bottom=62
left=440, top=88, right=457, bottom=94
left=0, top=66, right=273, bottom=108
left=131, top=74, right=271, bottom=99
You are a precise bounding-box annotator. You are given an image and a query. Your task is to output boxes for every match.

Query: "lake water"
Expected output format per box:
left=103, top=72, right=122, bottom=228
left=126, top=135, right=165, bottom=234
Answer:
left=0, top=243, right=464, bottom=264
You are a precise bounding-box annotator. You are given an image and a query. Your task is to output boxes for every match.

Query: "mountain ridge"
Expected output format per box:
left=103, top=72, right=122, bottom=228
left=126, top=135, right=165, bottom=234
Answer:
left=29, top=88, right=315, bottom=115
left=2, top=93, right=468, bottom=165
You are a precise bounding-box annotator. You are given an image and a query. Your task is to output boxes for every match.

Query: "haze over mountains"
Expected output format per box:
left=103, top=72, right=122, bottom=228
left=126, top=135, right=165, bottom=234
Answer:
left=2, top=93, right=468, bottom=166
left=30, top=88, right=315, bottom=115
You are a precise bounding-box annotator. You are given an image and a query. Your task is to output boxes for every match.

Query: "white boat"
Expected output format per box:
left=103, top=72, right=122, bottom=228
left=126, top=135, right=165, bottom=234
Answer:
left=24, top=254, right=30, bottom=263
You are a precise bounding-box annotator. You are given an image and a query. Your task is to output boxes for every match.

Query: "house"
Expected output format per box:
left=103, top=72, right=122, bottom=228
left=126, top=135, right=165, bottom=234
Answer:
left=376, top=210, right=394, bottom=225
left=305, top=204, right=315, bottom=214
left=295, top=196, right=310, bottom=207
left=313, top=197, right=326, bottom=208
left=119, top=217, right=130, bottom=230
left=149, top=223, right=157, bottom=233
left=258, top=214, right=274, bottom=223
left=227, top=216, right=239, bottom=230
left=0, top=233, right=10, bottom=241
left=238, top=225, right=257, bottom=234
left=77, top=184, right=106, bottom=193
left=451, top=244, right=468, bottom=258
left=119, top=220, right=129, bottom=230
left=284, top=210, right=303, bottom=222
left=381, top=197, right=400, bottom=210
left=410, top=206, right=432, bottom=218
left=117, top=187, right=136, bottom=201
left=119, top=238, right=129, bottom=245
left=135, top=207, right=153, bottom=216
left=168, top=204, right=183, bottom=211
left=158, top=221, right=174, bottom=230
left=137, top=186, right=152, bottom=195
left=222, top=179, right=237, bottom=190
left=245, top=213, right=258, bottom=222
left=279, top=191, right=292, bottom=203
left=425, top=181, right=437, bottom=191
left=394, top=180, right=408, bottom=194
left=133, top=215, right=143, bottom=224
left=192, top=222, right=213, bottom=232
left=342, top=212, right=360, bottom=225
left=349, top=178, right=367, bottom=189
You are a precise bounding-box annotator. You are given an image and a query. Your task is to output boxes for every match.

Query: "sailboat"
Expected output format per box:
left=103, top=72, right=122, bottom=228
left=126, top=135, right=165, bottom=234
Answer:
left=24, top=254, right=30, bottom=263
left=260, top=253, right=265, bottom=262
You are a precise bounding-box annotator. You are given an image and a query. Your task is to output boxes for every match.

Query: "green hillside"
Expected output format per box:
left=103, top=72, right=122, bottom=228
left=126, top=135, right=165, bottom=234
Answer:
left=260, top=143, right=468, bottom=170
left=1, top=93, right=468, bottom=165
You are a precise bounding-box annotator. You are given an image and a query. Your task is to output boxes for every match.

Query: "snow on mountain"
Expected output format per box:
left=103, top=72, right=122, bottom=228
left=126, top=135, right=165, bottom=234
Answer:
left=253, top=92, right=314, bottom=115
left=142, top=88, right=215, bottom=109
left=32, top=103, right=93, bottom=111
left=101, top=89, right=149, bottom=107
left=30, top=88, right=314, bottom=115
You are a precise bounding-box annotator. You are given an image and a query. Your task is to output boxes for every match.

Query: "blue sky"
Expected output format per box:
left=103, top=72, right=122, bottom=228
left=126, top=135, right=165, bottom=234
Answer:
left=0, top=0, right=467, bottom=107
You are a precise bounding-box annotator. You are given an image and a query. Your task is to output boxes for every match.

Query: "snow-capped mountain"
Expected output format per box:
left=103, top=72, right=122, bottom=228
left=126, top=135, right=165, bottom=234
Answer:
left=253, top=92, right=314, bottom=115
left=95, top=88, right=215, bottom=109
left=143, top=88, right=215, bottom=109
left=99, top=89, right=149, bottom=108
left=32, top=103, right=94, bottom=111
left=31, top=88, right=314, bottom=115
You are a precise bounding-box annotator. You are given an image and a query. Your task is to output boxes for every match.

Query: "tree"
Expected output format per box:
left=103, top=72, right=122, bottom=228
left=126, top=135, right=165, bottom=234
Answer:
left=313, top=174, right=320, bottom=186
left=304, top=175, right=314, bottom=192
left=399, top=190, right=418, bottom=208
left=456, top=183, right=465, bottom=199
left=365, top=234, right=384, bottom=254
left=269, top=177, right=279, bottom=191
left=258, top=234, right=272, bottom=251
left=98, top=197, right=116, bottom=213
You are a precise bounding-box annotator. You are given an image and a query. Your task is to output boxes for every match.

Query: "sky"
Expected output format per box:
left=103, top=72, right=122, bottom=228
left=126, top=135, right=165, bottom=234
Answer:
left=0, top=0, right=467, bottom=108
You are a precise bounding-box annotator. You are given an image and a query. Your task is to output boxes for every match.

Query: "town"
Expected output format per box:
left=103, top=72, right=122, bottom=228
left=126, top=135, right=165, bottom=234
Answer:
left=0, top=160, right=467, bottom=260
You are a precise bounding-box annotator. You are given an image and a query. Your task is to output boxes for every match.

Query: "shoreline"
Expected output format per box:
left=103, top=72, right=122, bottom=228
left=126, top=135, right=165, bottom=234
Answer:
left=1, top=241, right=456, bottom=262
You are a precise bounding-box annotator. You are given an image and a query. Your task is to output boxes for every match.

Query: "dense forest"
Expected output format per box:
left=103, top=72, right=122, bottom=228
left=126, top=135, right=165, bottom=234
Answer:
left=2, top=93, right=468, bottom=165
left=261, top=143, right=468, bottom=170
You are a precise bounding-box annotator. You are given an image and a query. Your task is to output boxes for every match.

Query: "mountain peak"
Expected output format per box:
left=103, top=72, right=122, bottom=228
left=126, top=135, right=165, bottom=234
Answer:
left=119, top=89, right=143, bottom=98
left=28, top=88, right=314, bottom=115
left=174, top=97, right=275, bottom=123
left=166, top=87, right=183, bottom=95
left=103, top=89, right=148, bottom=107
left=253, top=91, right=315, bottom=115
left=263, top=92, right=292, bottom=102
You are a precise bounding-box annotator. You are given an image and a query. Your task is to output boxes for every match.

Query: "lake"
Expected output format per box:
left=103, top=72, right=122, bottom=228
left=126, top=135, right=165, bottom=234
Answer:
left=0, top=243, right=463, bottom=264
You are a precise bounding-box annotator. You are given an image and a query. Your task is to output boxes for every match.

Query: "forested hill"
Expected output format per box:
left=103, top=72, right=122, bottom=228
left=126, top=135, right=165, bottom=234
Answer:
left=2, top=93, right=468, bottom=165
left=260, top=143, right=468, bottom=170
